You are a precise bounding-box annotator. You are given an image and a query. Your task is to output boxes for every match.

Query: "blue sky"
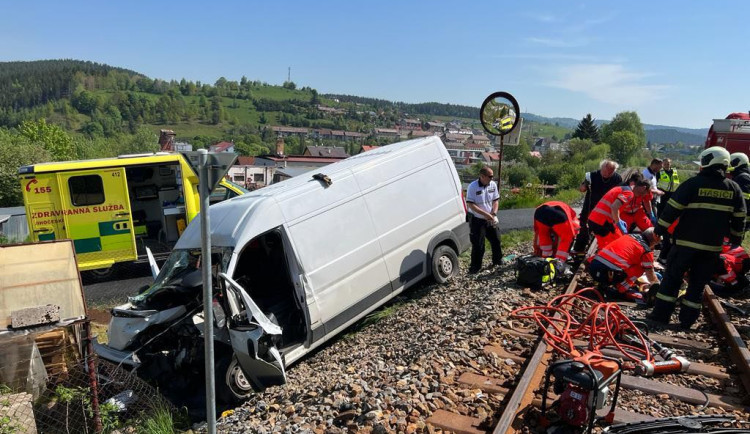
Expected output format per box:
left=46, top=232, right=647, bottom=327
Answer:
left=1, top=1, right=748, bottom=128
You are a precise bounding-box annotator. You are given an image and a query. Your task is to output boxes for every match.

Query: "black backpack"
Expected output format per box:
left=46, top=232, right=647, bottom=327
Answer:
left=516, top=255, right=556, bottom=290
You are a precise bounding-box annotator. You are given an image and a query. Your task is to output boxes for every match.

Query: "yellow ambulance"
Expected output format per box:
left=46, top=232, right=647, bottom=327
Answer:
left=18, top=152, right=246, bottom=278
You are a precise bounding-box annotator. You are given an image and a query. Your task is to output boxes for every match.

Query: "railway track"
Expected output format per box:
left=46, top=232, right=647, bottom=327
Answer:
left=426, top=245, right=750, bottom=433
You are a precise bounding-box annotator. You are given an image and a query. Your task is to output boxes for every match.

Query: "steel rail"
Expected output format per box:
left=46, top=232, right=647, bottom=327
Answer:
left=492, top=242, right=597, bottom=433
left=703, top=286, right=750, bottom=394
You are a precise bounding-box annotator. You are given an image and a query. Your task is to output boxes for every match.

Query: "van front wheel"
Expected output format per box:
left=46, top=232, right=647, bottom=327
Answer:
left=432, top=245, right=458, bottom=284
left=217, top=355, right=254, bottom=404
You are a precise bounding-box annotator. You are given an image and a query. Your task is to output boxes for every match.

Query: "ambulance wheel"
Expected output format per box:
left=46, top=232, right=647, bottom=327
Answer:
left=83, top=266, right=115, bottom=283
left=217, top=355, right=254, bottom=404
left=432, top=245, right=458, bottom=284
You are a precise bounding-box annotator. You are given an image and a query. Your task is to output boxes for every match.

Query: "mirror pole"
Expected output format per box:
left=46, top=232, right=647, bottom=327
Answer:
left=497, top=134, right=504, bottom=186
left=198, top=149, right=217, bottom=434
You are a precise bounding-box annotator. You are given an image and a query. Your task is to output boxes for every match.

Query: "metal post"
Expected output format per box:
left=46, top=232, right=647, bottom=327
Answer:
left=495, top=135, right=504, bottom=184
left=198, top=149, right=216, bottom=433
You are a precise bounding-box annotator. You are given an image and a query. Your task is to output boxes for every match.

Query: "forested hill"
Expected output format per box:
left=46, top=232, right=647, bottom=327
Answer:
left=0, top=60, right=143, bottom=110
left=324, top=94, right=478, bottom=119
left=0, top=59, right=707, bottom=148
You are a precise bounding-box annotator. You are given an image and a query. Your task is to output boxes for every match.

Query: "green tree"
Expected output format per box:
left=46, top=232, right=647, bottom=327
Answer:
left=282, top=81, right=297, bottom=90
left=117, top=127, right=158, bottom=154
left=572, top=114, right=599, bottom=143
left=19, top=119, right=74, bottom=161
left=0, top=129, right=50, bottom=206
left=607, top=131, right=641, bottom=165
left=599, top=111, right=646, bottom=146
left=502, top=140, right=531, bottom=162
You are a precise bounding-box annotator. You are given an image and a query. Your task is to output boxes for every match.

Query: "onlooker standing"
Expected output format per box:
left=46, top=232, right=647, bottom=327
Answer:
left=643, top=158, right=664, bottom=208
left=656, top=158, right=680, bottom=263
left=465, top=166, right=502, bottom=274
left=572, top=160, right=622, bottom=255
left=649, top=147, right=746, bottom=329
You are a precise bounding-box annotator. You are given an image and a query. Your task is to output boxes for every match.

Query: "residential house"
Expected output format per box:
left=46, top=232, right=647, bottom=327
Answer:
left=410, top=130, right=434, bottom=139
left=480, top=152, right=500, bottom=165
left=303, top=146, right=349, bottom=158
left=400, top=118, right=421, bottom=130
left=444, top=132, right=472, bottom=144
left=358, top=145, right=381, bottom=154
left=227, top=156, right=276, bottom=189
left=374, top=128, right=400, bottom=140
left=209, top=141, right=235, bottom=153
left=426, top=121, right=445, bottom=132
left=254, top=155, right=348, bottom=183
left=471, top=133, right=491, bottom=146
left=344, top=131, right=367, bottom=142
left=270, top=126, right=310, bottom=138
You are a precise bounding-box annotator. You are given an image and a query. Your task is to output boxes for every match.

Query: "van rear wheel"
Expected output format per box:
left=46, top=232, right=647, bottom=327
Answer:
left=432, top=245, right=458, bottom=284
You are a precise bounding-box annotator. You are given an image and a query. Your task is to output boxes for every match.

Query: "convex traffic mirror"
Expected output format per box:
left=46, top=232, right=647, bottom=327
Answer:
left=479, top=92, right=520, bottom=137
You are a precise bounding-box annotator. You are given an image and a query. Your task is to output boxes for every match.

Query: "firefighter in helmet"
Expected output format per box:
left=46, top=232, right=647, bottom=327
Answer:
left=729, top=152, right=750, bottom=231
left=648, top=147, right=746, bottom=329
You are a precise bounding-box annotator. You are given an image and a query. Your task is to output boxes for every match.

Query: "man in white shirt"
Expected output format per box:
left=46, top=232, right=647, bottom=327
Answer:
left=642, top=158, right=664, bottom=197
left=465, top=166, right=502, bottom=274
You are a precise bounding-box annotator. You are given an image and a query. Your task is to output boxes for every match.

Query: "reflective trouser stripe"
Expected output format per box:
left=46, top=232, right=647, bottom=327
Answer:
left=674, top=239, right=723, bottom=252
left=555, top=250, right=570, bottom=261
left=681, top=298, right=702, bottom=309
left=656, top=292, right=677, bottom=303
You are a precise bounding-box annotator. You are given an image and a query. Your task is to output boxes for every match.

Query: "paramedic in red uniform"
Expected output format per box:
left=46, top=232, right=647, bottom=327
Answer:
left=533, top=201, right=580, bottom=264
left=620, top=190, right=655, bottom=233
left=588, top=228, right=660, bottom=302
left=587, top=173, right=651, bottom=249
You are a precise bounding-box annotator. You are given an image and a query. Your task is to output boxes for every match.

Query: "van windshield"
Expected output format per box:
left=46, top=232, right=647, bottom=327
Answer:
left=129, top=247, right=232, bottom=309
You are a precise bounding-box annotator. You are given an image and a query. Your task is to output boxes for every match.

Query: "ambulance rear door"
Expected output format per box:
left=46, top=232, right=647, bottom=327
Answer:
left=20, top=173, right=64, bottom=243
left=57, top=168, right=136, bottom=271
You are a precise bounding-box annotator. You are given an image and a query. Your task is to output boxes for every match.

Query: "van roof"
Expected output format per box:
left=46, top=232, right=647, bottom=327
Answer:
left=175, top=136, right=450, bottom=250
left=18, top=152, right=182, bottom=174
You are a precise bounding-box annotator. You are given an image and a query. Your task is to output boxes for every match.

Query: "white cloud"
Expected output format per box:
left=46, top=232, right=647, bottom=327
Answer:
left=526, top=37, right=589, bottom=48
left=492, top=53, right=598, bottom=61
left=548, top=63, right=671, bottom=106
left=532, top=13, right=559, bottom=23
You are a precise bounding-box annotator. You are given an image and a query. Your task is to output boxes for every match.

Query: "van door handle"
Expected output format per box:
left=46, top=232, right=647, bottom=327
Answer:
left=34, top=228, right=51, bottom=233
left=115, top=212, right=129, bottom=217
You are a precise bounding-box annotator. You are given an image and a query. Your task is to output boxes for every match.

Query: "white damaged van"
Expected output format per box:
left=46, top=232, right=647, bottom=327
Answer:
left=95, top=136, right=469, bottom=402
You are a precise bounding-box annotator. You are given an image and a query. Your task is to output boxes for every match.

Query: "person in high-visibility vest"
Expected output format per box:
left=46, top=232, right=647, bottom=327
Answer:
left=587, top=173, right=652, bottom=250
left=655, top=158, right=680, bottom=264
left=649, top=147, right=746, bottom=329
left=533, top=201, right=580, bottom=264
left=587, top=228, right=660, bottom=302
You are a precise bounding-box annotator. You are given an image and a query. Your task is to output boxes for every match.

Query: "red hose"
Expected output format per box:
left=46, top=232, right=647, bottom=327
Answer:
left=510, top=288, right=653, bottom=365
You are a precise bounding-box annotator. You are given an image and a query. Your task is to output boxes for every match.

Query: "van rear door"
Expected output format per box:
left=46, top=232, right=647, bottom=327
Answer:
left=221, top=274, right=286, bottom=391
left=57, top=168, right=136, bottom=270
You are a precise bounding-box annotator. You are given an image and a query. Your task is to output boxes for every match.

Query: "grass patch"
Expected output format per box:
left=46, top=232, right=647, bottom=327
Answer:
left=501, top=229, right=534, bottom=250
left=498, top=188, right=581, bottom=210
left=459, top=229, right=534, bottom=263
left=135, top=400, right=179, bottom=434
